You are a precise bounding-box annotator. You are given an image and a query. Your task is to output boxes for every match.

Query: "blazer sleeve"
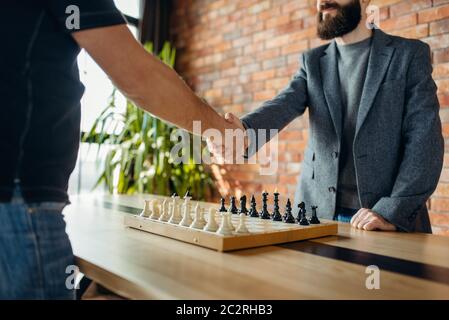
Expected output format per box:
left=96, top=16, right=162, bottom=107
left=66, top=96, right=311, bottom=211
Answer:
left=372, top=42, right=444, bottom=232
left=241, top=54, right=309, bottom=157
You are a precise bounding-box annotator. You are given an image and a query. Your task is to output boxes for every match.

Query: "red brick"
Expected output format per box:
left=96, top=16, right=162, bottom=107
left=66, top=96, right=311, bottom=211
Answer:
left=419, top=4, right=449, bottom=24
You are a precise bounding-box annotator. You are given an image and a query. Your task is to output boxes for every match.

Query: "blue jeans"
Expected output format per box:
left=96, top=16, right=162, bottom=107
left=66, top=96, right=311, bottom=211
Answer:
left=0, top=187, right=75, bottom=299
left=335, top=207, right=359, bottom=223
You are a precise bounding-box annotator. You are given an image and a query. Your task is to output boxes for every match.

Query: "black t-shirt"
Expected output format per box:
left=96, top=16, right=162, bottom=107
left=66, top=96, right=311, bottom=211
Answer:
left=0, top=0, right=126, bottom=203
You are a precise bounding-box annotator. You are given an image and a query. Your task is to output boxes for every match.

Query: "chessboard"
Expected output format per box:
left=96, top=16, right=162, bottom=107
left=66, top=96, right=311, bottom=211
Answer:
left=124, top=192, right=338, bottom=252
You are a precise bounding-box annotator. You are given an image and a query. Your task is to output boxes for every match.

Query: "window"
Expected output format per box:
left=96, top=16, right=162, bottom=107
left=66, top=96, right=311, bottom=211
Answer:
left=78, top=0, right=141, bottom=132
left=70, top=0, right=142, bottom=195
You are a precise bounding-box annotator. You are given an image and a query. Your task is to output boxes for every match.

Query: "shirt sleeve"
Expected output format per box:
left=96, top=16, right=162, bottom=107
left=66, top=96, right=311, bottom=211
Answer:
left=43, top=0, right=126, bottom=33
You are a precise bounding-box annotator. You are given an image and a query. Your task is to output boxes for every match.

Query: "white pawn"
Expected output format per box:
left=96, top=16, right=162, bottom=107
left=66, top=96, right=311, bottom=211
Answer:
left=217, top=212, right=234, bottom=236
left=180, top=201, right=193, bottom=227
left=140, top=200, right=152, bottom=218
left=191, top=204, right=206, bottom=229
left=169, top=202, right=182, bottom=225
left=227, top=208, right=235, bottom=231
left=159, top=200, right=170, bottom=222
left=203, top=208, right=219, bottom=232
left=236, top=213, right=250, bottom=234
left=150, top=199, right=161, bottom=220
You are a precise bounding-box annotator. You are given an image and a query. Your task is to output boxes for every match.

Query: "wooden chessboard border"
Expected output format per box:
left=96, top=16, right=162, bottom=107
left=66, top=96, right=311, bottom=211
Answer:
left=124, top=215, right=338, bottom=252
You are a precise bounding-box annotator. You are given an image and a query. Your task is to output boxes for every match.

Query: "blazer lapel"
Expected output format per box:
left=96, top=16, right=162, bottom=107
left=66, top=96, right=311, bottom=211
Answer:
left=355, top=29, right=395, bottom=137
left=320, top=41, right=343, bottom=140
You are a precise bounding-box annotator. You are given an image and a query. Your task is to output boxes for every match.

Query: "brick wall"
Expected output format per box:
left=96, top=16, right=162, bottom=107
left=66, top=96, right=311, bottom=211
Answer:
left=170, top=0, right=449, bottom=236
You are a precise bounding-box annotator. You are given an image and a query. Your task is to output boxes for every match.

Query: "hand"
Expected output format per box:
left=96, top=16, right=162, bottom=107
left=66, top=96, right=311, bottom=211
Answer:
left=206, top=113, right=248, bottom=164
left=350, top=209, right=397, bottom=231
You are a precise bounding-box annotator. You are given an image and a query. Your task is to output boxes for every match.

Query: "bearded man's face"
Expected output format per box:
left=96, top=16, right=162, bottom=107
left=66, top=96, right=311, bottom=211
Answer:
left=317, top=0, right=362, bottom=40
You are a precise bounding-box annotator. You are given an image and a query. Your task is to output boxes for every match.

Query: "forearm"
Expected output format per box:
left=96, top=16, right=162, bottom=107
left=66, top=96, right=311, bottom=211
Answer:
left=73, top=25, right=226, bottom=135
left=121, top=53, right=225, bottom=134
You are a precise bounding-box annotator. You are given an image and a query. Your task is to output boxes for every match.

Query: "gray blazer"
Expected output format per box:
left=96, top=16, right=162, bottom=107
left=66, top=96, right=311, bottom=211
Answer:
left=242, top=29, right=444, bottom=233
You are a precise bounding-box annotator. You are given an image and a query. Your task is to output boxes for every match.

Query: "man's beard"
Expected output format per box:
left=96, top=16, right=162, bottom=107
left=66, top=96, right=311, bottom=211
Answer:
left=317, top=0, right=362, bottom=40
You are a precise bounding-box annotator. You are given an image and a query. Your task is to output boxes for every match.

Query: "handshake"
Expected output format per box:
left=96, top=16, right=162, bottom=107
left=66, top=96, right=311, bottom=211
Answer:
left=206, top=113, right=250, bottom=165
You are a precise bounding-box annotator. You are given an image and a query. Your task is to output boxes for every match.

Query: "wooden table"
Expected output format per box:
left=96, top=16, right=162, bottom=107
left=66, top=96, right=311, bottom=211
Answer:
left=64, top=194, right=449, bottom=300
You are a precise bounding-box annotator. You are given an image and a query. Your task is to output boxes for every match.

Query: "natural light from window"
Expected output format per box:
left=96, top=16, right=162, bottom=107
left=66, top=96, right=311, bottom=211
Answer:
left=78, top=0, right=141, bottom=132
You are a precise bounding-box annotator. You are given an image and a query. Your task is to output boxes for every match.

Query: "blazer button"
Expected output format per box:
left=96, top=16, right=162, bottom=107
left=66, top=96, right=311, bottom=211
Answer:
left=332, top=152, right=339, bottom=159
left=328, top=187, right=336, bottom=193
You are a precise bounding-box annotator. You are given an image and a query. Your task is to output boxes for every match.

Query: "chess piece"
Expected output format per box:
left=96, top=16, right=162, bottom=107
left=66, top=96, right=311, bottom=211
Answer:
left=309, top=206, right=321, bottom=224
left=159, top=199, right=170, bottom=222
left=217, top=212, right=234, bottom=235
left=239, top=195, right=248, bottom=215
left=229, top=196, right=238, bottom=214
left=297, top=202, right=309, bottom=226
left=191, top=204, right=206, bottom=229
left=184, top=190, right=192, bottom=199
left=219, top=197, right=227, bottom=213
left=150, top=199, right=161, bottom=220
left=227, top=208, right=235, bottom=231
left=169, top=198, right=182, bottom=224
left=236, top=213, right=250, bottom=234
left=260, top=191, right=271, bottom=219
left=203, top=208, right=219, bottom=232
left=249, top=195, right=259, bottom=218
left=180, top=200, right=193, bottom=227
left=283, top=199, right=296, bottom=224
left=140, top=200, right=152, bottom=218
left=272, top=191, right=282, bottom=221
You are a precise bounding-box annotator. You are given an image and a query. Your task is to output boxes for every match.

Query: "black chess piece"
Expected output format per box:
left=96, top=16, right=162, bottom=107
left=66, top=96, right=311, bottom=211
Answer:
left=171, top=193, right=179, bottom=198
left=297, top=202, right=310, bottom=226
left=219, top=197, right=227, bottom=213
left=309, top=206, right=321, bottom=224
left=184, top=190, right=192, bottom=198
left=260, top=191, right=271, bottom=219
left=239, top=195, right=249, bottom=215
left=249, top=195, right=259, bottom=218
left=283, top=199, right=296, bottom=224
left=272, top=191, right=282, bottom=221
left=230, top=196, right=238, bottom=214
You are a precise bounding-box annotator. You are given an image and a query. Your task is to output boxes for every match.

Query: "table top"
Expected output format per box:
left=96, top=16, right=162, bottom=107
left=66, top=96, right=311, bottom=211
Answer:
left=64, top=194, right=449, bottom=300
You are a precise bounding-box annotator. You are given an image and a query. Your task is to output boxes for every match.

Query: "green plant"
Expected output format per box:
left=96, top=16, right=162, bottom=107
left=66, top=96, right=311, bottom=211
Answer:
left=82, top=42, right=215, bottom=200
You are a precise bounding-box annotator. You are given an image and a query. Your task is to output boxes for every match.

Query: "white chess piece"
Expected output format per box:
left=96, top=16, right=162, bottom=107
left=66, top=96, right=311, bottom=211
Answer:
left=180, top=201, right=193, bottom=227
left=169, top=199, right=182, bottom=225
left=140, top=200, right=152, bottom=218
left=159, top=199, right=170, bottom=222
left=203, top=208, right=219, bottom=232
left=227, top=208, right=235, bottom=231
left=236, top=213, right=250, bottom=234
left=217, top=212, right=234, bottom=236
left=190, top=204, right=206, bottom=229
left=150, top=199, right=161, bottom=220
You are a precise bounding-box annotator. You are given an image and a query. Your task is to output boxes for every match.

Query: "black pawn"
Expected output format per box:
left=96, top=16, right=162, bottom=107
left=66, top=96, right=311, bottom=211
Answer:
left=219, top=197, right=227, bottom=213
left=249, top=195, right=259, bottom=218
left=297, top=202, right=309, bottom=226
left=239, top=195, right=248, bottom=215
left=230, top=196, right=238, bottom=214
left=272, top=192, right=282, bottom=221
left=260, top=192, right=271, bottom=220
left=283, top=199, right=296, bottom=224
left=184, top=190, right=192, bottom=199
left=309, top=206, right=320, bottom=224
left=171, top=193, right=179, bottom=198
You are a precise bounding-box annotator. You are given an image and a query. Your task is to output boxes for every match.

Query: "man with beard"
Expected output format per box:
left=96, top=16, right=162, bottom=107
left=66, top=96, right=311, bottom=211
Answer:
left=210, top=0, right=444, bottom=233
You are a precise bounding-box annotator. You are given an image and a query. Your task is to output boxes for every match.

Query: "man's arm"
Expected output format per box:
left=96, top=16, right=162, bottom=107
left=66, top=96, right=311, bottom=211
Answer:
left=240, top=54, right=309, bottom=157
left=72, top=25, right=232, bottom=134
left=369, top=43, right=444, bottom=232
